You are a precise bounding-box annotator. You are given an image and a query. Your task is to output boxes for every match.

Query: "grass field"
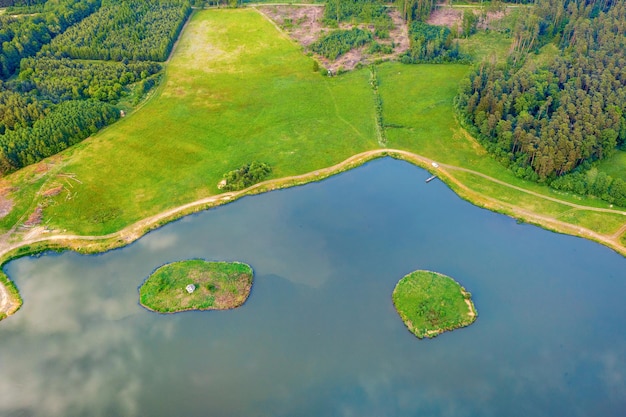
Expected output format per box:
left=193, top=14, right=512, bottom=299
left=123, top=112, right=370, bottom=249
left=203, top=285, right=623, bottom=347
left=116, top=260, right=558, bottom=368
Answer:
left=1, top=9, right=378, bottom=235
left=392, top=270, right=476, bottom=339
left=457, top=31, right=512, bottom=64
left=0, top=7, right=623, bottom=256
left=140, top=260, right=253, bottom=312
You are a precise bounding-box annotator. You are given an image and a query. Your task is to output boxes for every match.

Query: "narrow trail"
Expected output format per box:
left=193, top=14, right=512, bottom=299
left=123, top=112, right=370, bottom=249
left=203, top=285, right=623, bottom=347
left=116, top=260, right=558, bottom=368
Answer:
left=0, top=148, right=624, bottom=318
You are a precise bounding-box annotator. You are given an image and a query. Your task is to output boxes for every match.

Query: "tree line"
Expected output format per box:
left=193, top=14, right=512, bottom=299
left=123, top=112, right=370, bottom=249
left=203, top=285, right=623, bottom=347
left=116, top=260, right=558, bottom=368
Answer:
left=41, top=0, right=192, bottom=62
left=0, top=100, right=119, bottom=173
left=0, top=0, right=192, bottom=176
left=401, top=21, right=469, bottom=63
left=18, top=58, right=162, bottom=103
left=0, top=0, right=101, bottom=79
left=455, top=0, right=626, bottom=206
left=324, top=0, right=390, bottom=25
left=311, top=28, right=373, bottom=60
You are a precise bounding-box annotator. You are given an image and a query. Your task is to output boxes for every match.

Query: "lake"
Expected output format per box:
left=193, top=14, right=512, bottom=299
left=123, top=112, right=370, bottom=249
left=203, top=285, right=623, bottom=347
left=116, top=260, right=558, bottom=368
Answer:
left=1, top=158, right=625, bottom=417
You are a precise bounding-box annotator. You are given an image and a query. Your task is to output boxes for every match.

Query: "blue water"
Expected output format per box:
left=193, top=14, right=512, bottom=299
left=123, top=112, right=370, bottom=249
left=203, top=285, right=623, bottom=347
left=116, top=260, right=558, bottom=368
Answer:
left=1, top=158, right=625, bottom=417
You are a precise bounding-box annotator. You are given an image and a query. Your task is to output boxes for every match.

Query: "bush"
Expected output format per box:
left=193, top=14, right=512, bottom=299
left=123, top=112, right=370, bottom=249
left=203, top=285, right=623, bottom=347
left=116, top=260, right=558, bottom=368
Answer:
left=310, top=28, right=373, bottom=60
left=221, top=162, right=272, bottom=191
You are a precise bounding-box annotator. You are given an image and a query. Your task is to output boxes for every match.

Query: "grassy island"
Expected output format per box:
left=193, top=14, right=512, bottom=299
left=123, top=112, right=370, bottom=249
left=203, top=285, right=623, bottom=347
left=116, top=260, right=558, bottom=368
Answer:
left=139, top=260, right=253, bottom=313
left=392, top=270, right=477, bottom=339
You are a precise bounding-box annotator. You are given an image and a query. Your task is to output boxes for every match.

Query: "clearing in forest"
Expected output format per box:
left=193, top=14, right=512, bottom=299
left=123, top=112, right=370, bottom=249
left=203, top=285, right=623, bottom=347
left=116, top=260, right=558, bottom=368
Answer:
left=257, top=4, right=410, bottom=72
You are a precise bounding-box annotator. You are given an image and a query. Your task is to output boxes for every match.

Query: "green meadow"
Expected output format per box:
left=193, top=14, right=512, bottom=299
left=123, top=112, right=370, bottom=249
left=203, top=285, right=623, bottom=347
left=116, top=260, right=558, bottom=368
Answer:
left=0, top=8, right=623, bottom=252
left=23, top=9, right=378, bottom=235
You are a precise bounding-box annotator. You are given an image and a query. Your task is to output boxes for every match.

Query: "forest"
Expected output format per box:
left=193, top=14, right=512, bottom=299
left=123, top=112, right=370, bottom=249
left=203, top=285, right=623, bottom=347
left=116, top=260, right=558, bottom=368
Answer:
left=311, top=28, right=373, bottom=60
left=456, top=0, right=626, bottom=205
left=401, top=21, right=468, bottom=63
left=42, top=0, right=192, bottom=62
left=0, top=0, right=101, bottom=79
left=324, top=0, right=390, bottom=25
left=0, top=0, right=191, bottom=175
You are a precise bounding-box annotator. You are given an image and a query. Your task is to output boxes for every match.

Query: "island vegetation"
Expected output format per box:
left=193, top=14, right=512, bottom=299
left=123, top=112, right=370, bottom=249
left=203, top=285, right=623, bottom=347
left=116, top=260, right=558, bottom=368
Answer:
left=139, top=260, right=254, bottom=313
left=0, top=0, right=624, bottom=320
left=392, top=270, right=477, bottom=339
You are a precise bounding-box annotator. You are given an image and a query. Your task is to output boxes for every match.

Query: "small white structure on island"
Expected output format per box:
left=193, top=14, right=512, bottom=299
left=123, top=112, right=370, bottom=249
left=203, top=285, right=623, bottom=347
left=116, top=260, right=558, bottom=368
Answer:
left=185, top=284, right=196, bottom=294
left=431, top=162, right=439, bottom=168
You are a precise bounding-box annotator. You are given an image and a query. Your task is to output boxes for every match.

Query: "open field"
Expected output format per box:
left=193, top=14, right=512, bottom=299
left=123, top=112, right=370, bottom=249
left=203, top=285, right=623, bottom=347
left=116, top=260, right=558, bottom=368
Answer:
left=0, top=9, right=378, bottom=236
left=0, top=7, right=624, bottom=319
left=597, top=150, right=626, bottom=182
left=457, top=31, right=512, bottom=64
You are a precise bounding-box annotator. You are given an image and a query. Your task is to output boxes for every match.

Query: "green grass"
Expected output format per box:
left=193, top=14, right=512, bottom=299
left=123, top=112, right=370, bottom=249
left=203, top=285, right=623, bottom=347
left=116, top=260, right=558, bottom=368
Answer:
left=596, top=150, right=626, bottom=182
left=0, top=8, right=623, bottom=254
left=457, top=31, right=513, bottom=64
left=5, top=9, right=377, bottom=235
left=139, top=260, right=253, bottom=313
left=392, top=270, right=476, bottom=339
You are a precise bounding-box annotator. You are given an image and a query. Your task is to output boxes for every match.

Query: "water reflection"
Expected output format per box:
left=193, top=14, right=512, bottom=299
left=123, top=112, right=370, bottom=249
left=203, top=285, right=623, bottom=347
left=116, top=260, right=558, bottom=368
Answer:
left=1, top=158, right=625, bottom=417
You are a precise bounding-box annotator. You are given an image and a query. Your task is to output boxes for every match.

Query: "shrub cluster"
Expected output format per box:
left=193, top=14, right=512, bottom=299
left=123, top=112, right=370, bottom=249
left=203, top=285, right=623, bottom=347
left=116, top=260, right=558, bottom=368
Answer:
left=311, top=28, right=373, bottom=60
left=221, top=162, right=272, bottom=191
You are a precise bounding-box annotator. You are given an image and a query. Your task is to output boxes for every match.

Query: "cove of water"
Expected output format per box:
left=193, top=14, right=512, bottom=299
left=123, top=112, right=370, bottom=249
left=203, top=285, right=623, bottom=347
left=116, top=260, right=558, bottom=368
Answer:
left=1, top=158, right=625, bottom=417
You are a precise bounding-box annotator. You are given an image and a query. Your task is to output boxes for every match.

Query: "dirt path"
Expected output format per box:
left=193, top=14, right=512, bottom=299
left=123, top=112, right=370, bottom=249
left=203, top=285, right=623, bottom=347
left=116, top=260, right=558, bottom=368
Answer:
left=0, top=281, right=9, bottom=314
left=0, top=148, right=624, bottom=319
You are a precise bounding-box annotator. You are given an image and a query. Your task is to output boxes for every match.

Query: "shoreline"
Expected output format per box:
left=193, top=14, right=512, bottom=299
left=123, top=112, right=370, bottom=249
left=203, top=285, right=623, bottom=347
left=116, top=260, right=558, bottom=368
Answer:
left=0, top=148, right=624, bottom=320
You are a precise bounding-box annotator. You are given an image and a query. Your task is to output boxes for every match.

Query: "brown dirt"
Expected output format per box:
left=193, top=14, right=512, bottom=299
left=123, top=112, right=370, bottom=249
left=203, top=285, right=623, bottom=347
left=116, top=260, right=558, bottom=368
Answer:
left=41, top=185, right=63, bottom=197
left=479, top=10, right=509, bottom=30
left=257, top=5, right=325, bottom=47
left=427, top=7, right=462, bottom=30
left=255, top=5, right=410, bottom=73
left=388, top=9, right=410, bottom=58
left=0, top=187, right=15, bottom=220
left=23, top=206, right=43, bottom=227
left=428, top=7, right=509, bottom=32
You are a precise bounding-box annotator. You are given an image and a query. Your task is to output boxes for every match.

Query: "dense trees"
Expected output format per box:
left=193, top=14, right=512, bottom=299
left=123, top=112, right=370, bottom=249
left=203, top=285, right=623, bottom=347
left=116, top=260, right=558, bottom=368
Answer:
left=311, top=28, right=373, bottom=60
left=456, top=0, right=626, bottom=194
left=0, top=0, right=101, bottom=79
left=395, top=0, right=436, bottom=22
left=18, top=58, right=161, bottom=103
left=0, top=100, right=119, bottom=173
left=401, top=22, right=467, bottom=63
left=551, top=166, right=626, bottom=206
left=221, top=162, right=272, bottom=191
left=42, top=0, right=192, bottom=62
left=0, top=0, right=191, bottom=175
left=0, top=86, right=47, bottom=135
left=324, top=0, right=390, bottom=25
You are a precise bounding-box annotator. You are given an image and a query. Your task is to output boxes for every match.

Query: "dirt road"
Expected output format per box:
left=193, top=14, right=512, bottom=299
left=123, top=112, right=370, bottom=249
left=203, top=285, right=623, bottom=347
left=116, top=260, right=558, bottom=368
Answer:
left=0, top=148, right=624, bottom=319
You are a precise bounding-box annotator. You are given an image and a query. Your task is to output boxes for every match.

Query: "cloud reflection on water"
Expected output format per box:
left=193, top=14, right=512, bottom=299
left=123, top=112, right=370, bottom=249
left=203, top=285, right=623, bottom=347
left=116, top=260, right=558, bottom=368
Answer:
left=0, top=257, right=143, bottom=417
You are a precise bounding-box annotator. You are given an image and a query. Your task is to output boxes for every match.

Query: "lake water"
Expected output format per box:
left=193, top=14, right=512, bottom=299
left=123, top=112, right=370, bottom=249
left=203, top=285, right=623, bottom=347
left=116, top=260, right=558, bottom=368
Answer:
left=1, top=158, right=625, bottom=417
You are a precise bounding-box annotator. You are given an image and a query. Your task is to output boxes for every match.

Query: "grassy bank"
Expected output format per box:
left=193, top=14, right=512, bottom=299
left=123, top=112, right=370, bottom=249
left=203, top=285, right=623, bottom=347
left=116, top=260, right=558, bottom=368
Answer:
left=0, top=8, right=624, bottom=321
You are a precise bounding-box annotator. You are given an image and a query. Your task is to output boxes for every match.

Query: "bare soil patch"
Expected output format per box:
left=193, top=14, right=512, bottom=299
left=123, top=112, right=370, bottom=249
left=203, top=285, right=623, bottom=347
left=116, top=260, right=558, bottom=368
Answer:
left=257, top=5, right=325, bottom=47
left=23, top=206, right=43, bottom=228
left=42, top=185, right=63, bottom=197
left=427, top=7, right=462, bottom=31
left=0, top=187, right=15, bottom=219
left=256, top=5, right=410, bottom=72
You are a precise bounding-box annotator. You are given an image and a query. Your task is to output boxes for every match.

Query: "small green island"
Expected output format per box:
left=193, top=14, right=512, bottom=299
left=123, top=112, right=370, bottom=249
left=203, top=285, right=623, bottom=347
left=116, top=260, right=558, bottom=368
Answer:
left=392, top=270, right=477, bottom=339
left=139, top=260, right=253, bottom=313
